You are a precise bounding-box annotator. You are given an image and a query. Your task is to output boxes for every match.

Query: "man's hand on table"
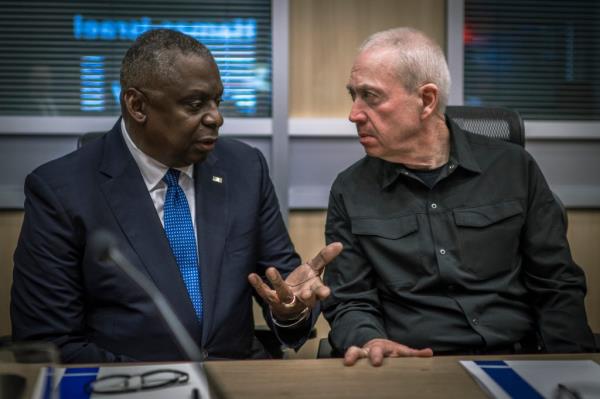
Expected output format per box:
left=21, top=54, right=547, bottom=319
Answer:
left=344, top=338, right=433, bottom=367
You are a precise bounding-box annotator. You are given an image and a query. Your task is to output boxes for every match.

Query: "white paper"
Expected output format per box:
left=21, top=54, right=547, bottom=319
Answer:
left=461, top=360, right=600, bottom=399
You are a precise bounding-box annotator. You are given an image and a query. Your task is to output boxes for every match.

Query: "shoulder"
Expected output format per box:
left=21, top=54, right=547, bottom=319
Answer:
left=211, top=137, right=268, bottom=175
left=29, top=139, right=102, bottom=188
left=464, top=130, right=527, bottom=156
left=336, top=156, right=380, bottom=182
left=213, top=137, right=263, bottom=162
left=26, top=125, right=119, bottom=203
left=332, top=156, right=377, bottom=189
left=461, top=129, right=535, bottom=167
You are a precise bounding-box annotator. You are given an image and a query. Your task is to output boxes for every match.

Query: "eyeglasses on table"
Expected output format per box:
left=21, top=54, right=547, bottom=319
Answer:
left=85, top=369, right=189, bottom=394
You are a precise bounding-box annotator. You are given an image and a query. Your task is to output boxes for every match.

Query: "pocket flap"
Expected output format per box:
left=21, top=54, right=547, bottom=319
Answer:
left=454, top=200, right=523, bottom=227
left=351, top=215, right=418, bottom=239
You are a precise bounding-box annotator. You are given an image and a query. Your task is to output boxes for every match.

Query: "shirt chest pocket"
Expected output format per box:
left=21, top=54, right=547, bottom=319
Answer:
left=453, top=200, right=524, bottom=278
left=351, top=215, right=426, bottom=287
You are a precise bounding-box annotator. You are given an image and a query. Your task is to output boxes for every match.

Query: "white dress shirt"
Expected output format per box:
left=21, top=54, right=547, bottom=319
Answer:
left=120, top=119, right=198, bottom=243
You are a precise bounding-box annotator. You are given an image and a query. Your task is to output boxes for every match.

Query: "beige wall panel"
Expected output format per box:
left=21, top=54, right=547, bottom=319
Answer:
left=567, top=210, right=600, bottom=333
left=290, top=0, right=446, bottom=117
left=287, top=210, right=328, bottom=358
left=0, top=211, right=23, bottom=336
left=288, top=210, right=327, bottom=262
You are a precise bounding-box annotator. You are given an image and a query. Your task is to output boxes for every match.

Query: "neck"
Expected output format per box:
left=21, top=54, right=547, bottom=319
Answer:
left=390, top=112, right=450, bottom=170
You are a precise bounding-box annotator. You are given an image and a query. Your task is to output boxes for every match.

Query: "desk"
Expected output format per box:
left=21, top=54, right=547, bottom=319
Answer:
left=2, top=354, right=599, bottom=399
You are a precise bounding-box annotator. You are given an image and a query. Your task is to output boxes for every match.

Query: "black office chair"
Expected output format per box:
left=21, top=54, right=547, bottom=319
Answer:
left=317, top=336, right=338, bottom=359
left=445, top=105, right=524, bottom=146
left=0, top=335, right=12, bottom=348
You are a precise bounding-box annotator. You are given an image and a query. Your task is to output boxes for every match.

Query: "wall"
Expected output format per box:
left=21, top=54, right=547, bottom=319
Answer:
left=0, top=212, right=22, bottom=336
left=289, top=0, right=445, bottom=117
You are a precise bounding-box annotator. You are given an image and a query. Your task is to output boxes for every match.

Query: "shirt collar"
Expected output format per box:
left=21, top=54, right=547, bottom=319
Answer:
left=379, top=115, right=482, bottom=189
left=121, top=119, right=194, bottom=191
left=446, top=116, right=481, bottom=175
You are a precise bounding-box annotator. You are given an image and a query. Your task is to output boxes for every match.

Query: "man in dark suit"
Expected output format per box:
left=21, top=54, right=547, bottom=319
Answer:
left=11, top=29, right=341, bottom=363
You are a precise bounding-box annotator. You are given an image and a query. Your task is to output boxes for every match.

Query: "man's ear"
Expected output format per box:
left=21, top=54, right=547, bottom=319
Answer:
left=419, top=83, right=439, bottom=120
left=122, top=88, right=147, bottom=123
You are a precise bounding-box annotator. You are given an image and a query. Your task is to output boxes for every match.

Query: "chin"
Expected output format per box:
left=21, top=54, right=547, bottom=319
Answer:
left=362, top=146, right=382, bottom=158
left=188, top=151, right=210, bottom=165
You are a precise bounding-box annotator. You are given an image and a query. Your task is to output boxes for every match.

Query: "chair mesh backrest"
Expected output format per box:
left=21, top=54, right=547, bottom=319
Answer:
left=445, top=106, right=525, bottom=148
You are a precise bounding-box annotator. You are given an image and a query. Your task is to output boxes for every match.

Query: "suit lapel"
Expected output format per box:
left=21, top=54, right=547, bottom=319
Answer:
left=98, top=121, right=202, bottom=340
left=194, top=151, right=228, bottom=344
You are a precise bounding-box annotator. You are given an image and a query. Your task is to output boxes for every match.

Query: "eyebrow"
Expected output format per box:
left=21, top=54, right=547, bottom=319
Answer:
left=182, top=88, right=223, bottom=99
left=347, top=84, right=379, bottom=93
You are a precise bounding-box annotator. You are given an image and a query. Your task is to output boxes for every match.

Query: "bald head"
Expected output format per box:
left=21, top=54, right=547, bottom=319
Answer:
left=358, top=27, right=450, bottom=113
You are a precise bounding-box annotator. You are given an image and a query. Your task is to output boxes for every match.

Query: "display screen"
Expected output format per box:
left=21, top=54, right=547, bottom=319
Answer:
left=0, top=0, right=272, bottom=117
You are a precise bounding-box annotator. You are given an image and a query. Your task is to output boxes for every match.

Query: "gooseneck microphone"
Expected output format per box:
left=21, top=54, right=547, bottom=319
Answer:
left=89, top=230, right=204, bottom=362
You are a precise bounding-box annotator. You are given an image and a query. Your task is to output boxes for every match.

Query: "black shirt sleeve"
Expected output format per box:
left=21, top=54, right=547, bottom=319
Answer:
left=520, top=153, right=596, bottom=352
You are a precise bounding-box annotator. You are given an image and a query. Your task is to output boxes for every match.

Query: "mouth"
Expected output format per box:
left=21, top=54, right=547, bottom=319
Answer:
left=196, top=136, right=218, bottom=151
left=357, top=131, right=377, bottom=146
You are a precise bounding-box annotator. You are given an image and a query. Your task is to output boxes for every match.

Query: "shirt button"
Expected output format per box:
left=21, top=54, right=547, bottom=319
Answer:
left=431, top=203, right=437, bottom=209
left=449, top=164, right=455, bottom=169
left=439, top=248, right=446, bottom=255
left=472, top=318, right=479, bottom=326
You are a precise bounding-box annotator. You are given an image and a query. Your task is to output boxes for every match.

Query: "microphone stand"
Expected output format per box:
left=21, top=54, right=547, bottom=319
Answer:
left=93, top=230, right=224, bottom=398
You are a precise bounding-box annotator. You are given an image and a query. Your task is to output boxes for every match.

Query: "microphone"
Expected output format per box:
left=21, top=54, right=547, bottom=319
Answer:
left=90, top=230, right=228, bottom=398
left=89, top=230, right=204, bottom=362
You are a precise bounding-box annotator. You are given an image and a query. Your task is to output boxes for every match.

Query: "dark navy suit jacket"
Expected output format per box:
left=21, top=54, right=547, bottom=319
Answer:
left=11, top=120, right=308, bottom=362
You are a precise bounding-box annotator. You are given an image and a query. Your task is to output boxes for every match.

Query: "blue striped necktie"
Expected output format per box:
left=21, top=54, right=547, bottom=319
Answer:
left=162, top=169, right=203, bottom=322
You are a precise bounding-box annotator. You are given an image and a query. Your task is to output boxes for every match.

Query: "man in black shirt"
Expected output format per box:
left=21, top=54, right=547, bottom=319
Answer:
left=323, top=27, right=596, bottom=366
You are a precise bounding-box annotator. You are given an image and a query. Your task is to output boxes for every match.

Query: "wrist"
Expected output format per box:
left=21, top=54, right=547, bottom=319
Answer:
left=271, top=307, right=310, bottom=328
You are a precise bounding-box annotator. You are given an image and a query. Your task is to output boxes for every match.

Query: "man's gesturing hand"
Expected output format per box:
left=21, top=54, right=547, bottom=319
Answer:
left=344, top=339, right=433, bottom=366
left=248, top=242, right=343, bottom=321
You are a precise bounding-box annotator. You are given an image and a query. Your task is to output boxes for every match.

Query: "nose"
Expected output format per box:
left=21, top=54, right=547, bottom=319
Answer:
left=348, top=100, right=367, bottom=124
left=202, top=102, right=223, bottom=129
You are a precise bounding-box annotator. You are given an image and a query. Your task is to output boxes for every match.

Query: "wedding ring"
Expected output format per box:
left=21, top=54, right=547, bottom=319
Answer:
left=281, top=295, right=296, bottom=308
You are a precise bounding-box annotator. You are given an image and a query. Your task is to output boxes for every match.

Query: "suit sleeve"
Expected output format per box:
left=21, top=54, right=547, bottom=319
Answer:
left=322, top=179, right=387, bottom=353
left=250, top=148, right=316, bottom=348
left=521, top=154, right=596, bottom=352
left=11, top=172, right=136, bottom=363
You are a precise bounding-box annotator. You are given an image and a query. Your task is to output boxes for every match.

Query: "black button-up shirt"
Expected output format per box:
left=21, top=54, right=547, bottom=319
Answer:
left=323, top=119, right=595, bottom=354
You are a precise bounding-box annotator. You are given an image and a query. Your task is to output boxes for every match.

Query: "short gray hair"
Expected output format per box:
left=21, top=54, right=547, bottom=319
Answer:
left=120, top=29, right=214, bottom=91
left=359, top=27, right=451, bottom=113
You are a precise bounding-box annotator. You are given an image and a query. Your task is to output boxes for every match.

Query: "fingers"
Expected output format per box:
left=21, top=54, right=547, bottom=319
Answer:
left=312, top=283, right=331, bottom=300
left=265, top=267, right=294, bottom=304
left=367, top=344, right=431, bottom=366
left=247, top=273, right=277, bottom=303
left=342, top=339, right=433, bottom=367
left=385, top=345, right=433, bottom=360
left=343, top=346, right=368, bottom=366
left=295, top=279, right=331, bottom=309
left=412, top=348, right=433, bottom=357
left=307, top=242, right=343, bottom=274
left=368, top=345, right=385, bottom=366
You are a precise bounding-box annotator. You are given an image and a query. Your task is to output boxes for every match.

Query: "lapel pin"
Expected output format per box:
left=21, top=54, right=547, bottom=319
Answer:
left=212, top=176, right=223, bottom=183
